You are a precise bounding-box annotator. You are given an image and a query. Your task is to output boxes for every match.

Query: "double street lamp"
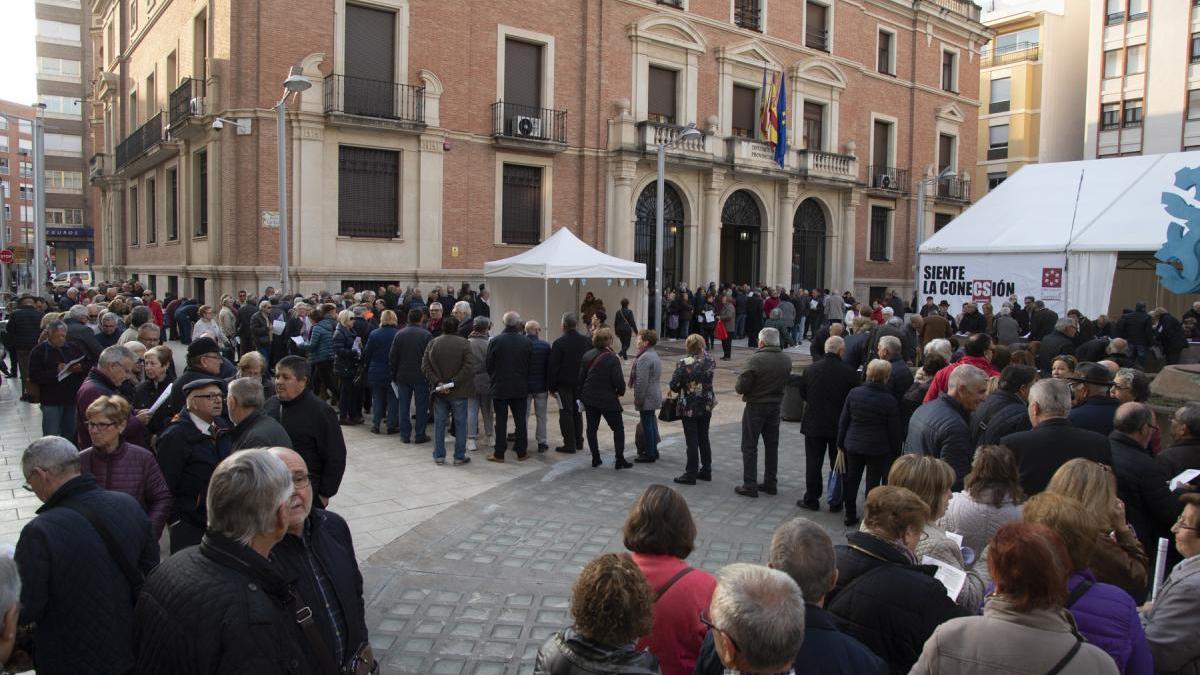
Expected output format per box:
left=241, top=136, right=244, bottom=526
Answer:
left=654, top=122, right=703, bottom=338
left=912, top=165, right=956, bottom=300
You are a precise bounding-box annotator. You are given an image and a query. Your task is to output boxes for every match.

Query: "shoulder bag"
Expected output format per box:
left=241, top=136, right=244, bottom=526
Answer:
left=60, top=501, right=145, bottom=604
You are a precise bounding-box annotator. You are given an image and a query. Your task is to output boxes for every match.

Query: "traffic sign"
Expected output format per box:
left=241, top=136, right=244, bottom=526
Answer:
left=0, top=250, right=14, bottom=265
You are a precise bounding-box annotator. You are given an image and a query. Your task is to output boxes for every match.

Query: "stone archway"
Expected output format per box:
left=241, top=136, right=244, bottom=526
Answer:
left=634, top=182, right=685, bottom=293
left=719, top=189, right=762, bottom=285
left=792, top=198, right=826, bottom=290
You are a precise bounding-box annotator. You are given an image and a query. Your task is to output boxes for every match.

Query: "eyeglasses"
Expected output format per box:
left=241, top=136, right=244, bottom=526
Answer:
left=85, top=420, right=117, bottom=430
left=1174, top=515, right=1200, bottom=532
left=191, top=393, right=224, bottom=401
left=698, top=610, right=739, bottom=653
left=292, top=473, right=314, bottom=488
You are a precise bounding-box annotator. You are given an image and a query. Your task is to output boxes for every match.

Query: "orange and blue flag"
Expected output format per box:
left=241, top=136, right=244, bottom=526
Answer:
left=774, top=75, right=788, bottom=168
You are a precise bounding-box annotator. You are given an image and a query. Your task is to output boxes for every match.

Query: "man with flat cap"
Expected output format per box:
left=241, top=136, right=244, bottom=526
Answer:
left=156, top=378, right=235, bottom=552
left=1067, top=361, right=1122, bottom=437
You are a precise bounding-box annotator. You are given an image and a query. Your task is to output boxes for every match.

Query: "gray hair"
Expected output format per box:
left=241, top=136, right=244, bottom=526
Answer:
left=1176, top=402, right=1200, bottom=438
left=98, top=345, right=135, bottom=369
left=0, top=557, right=20, bottom=624
left=887, top=316, right=902, bottom=327
left=925, top=338, right=952, bottom=363
left=562, top=312, right=578, bottom=330
left=759, top=327, right=780, bottom=347
left=1000, top=306, right=1011, bottom=316
left=710, top=564, right=806, bottom=670
left=769, top=519, right=835, bottom=603
left=68, top=304, right=88, bottom=322
left=228, top=377, right=265, bottom=410
left=100, top=312, right=120, bottom=326
left=948, top=364, right=987, bottom=394
left=138, top=322, right=161, bottom=337
left=429, top=302, right=443, bottom=312
left=206, top=448, right=293, bottom=546
left=824, top=335, right=845, bottom=354
left=525, top=320, right=541, bottom=335
left=473, top=316, right=492, bottom=332
left=453, top=300, right=472, bottom=317
left=1054, top=317, right=1076, bottom=332
left=1029, top=378, right=1072, bottom=418
left=502, top=311, right=521, bottom=328
left=881, top=306, right=894, bottom=317
left=45, top=319, right=67, bottom=334
left=769, top=307, right=782, bottom=319
left=21, top=435, right=81, bottom=479
left=878, top=335, right=901, bottom=357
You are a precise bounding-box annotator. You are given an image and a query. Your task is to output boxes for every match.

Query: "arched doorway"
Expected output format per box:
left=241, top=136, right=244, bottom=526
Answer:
left=634, top=182, right=685, bottom=293
left=792, top=198, right=826, bottom=290
left=720, top=190, right=762, bottom=285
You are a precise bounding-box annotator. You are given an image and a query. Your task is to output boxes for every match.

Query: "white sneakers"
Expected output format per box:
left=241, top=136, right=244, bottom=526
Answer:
left=467, top=439, right=478, bottom=452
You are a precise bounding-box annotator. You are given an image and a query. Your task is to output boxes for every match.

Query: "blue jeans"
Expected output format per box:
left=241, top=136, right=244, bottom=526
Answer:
left=735, top=314, right=746, bottom=339
left=395, top=381, right=429, bottom=440
left=794, top=317, right=806, bottom=344
left=41, top=404, right=76, bottom=441
left=639, top=410, right=660, bottom=459
left=371, top=384, right=399, bottom=431
left=433, top=396, right=467, bottom=461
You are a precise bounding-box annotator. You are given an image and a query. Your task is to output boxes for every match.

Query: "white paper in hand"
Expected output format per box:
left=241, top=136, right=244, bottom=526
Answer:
left=271, top=319, right=286, bottom=336
left=945, top=531, right=964, bottom=547
left=149, top=383, right=174, bottom=413
left=291, top=336, right=306, bottom=346
left=922, top=555, right=967, bottom=600
left=1169, top=469, right=1200, bottom=491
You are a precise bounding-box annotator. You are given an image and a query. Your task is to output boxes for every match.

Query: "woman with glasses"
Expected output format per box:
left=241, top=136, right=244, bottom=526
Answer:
left=78, top=395, right=172, bottom=540
left=1141, top=493, right=1200, bottom=673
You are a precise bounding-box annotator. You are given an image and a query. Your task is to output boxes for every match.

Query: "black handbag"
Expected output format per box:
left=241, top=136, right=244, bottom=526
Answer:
left=658, top=396, right=680, bottom=422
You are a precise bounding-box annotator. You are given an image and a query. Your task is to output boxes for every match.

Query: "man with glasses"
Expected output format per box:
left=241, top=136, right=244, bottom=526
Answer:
left=74, top=345, right=149, bottom=449
left=15, top=436, right=158, bottom=675
left=1066, top=362, right=1121, bottom=437
left=156, top=378, right=234, bottom=553
left=1158, top=403, right=1200, bottom=479
left=149, top=337, right=227, bottom=434
left=701, top=563, right=806, bottom=675
left=1000, top=378, right=1113, bottom=495
left=28, top=320, right=90, bottom=441
left=1109, top=402, right=1182, bottom=568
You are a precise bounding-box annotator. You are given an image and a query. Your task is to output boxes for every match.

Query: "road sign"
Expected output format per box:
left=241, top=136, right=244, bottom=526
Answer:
left=0, top=250, right=13, bottom=265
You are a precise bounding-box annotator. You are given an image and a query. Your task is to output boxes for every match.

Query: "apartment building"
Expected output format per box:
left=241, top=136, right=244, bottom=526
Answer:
left=36, top=0, right=94, bottom=273
left=1084, top=0, right=1200, bottom=158
left=89, top=0, right=987, bottom=304
left=0, top=101, right=39, bottom=288
left=973, top=0, right=1087, bottom=199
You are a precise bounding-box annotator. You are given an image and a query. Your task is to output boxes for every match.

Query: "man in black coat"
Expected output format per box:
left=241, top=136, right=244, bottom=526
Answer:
left=744, top=291, right=765, bottom=348
left=3, top=295, right=43, bottom=401
left=134, top=449, right=312, bottom=674
left=549, top=313, right=590, bottom=454
left=150, top=337, right=227, bottom=434
left=263, top=356, right=347, bottom=505
left=1109, top=403, right=1181, bottom=577
left=228, top=376, right=292, bottom=450
left=971, top=365, right=1035, bottom=446
left=1154, top=308, right=1188, bottom=365
left=486, top=311, right=533, bottom=461
left=1035, top=317, right=1078, bottom=374
left=1000, top=378, right=1113, bottom=496
left=17, top=436, right=158, bottom=675
left=795, top=336, right=858, bottom=511
left=1158, top=402, right=1200, bottom=479
left=388, top=309, right=434, bottom=443
left=1011, top=296, right=1031, bottom=335
left=1114, top=302, right=1155, bottom=367
left=236, top=297, right=258, bottom=359
left=1066, top=362, right=1121, bottom=437
left=63, top=304, right=102, bottom=362
left=1029, top=301, right=1058, bottom=341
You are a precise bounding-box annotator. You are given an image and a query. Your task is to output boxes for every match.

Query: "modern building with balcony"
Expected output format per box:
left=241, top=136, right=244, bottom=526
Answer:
left=88, top=0, right=987, bottom=303
left=973, top=0, right=1088, bottom=200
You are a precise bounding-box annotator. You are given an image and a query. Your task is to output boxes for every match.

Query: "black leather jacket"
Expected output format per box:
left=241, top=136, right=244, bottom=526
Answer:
left=534, top=628, right=659, bottom=675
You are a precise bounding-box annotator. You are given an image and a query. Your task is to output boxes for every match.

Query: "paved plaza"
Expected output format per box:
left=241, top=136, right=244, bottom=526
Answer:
left=0, top=339, right=852, bottom=674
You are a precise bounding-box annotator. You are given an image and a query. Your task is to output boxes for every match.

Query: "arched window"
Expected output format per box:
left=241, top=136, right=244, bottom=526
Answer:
left=792, top=198, right=826, bottom=290
left=720, top=189, right=762, bottom=284
left=634, top=182, right=685, bottom=292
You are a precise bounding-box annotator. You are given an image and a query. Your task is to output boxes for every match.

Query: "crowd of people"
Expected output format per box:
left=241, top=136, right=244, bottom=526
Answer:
left=0, top=277, right=1198, bottom=674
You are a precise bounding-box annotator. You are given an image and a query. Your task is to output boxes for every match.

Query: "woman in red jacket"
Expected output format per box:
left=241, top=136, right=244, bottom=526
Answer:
left=623, top=484, right=718, bottom=675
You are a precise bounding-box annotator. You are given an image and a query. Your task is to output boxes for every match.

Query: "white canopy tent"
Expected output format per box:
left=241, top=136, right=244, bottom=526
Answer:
left=918, top=151, right=1200, bottom=318
left=483, top=228, right=648, bottom=343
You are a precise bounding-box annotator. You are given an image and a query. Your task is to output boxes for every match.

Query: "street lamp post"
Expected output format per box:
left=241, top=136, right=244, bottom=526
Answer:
left=912, top=166, right=955, bottom=302
left=655, top=123, right=703, bottom=338
left=275, top=66, right=311, bottom=296
left=32, top=105, right=47, bottom=298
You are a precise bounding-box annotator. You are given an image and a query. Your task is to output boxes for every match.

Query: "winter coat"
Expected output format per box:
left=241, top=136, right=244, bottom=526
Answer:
left=249, top=310, right=274, bottom=348
left=389, top=325, right=433, bottom=387
left=904, top=394, right=974, bottom=489
left=993, top=314, right=1021, bottom=345
left=527, top=335, right=551, bottom=394
left=668, top=353, right=716, bottom=418
left=924, top=355, right=999, bottom=402
left=778, top=299, right=796, bottom=327
left=155, top=411, right=235, bottom=530
left=1140, top=555, right=1200, bottom=675
left=936, top=490, right=1023, bottom=559
left=735, top=345, right=792, bottom=405
left=745, top=295, right=765, bottom=333
left=420, top=333, right=475, bottom=399
left=1158, top=313, right=1188, bottom=353
left=549, top=330, right=591, bottom=390
left=921, top=314, right=952, bottom=346
left=824, top=294, right=845, bottom=323
left=231, top=410, right=293, bottom=451
left=1110, top=431, right=1182, bottom=565
left=487, top=325, right=532, bottom=400
left=332, top=324, right=360, bottom=378
left=28, top=337, right=89, bottom=405
left=843, top=330, right=872, bottom=369
left=631, top=347, right=662, bottom=411
left=827, top=531, right=967, bottom=674
left=79, top=441, right=172, bottom=539
left=886, top=357, right=914, bottom=403
left=630, top=553, right=716, bottom=675
left=910, top=597, right=1119, bottom=675
left=1069, top=395, right=1121, bottom=437
left=16, top=474, right=158, bottom=675
left=132, top=376, right=171, bottom=411
left=64, top=317, right=102, bottom=361
left=1001, top=418, right=1113, bottom=496
left=133, top=532, right=312, bottom=675
left=3, top=304, right=44, bottom=350
left=959, top=311, right=986, bottom=335
left=1157, top=438, right=1200, bottom=481
left=578, top=348, right=625, bottom=411
left=764, top=317, right=792, bottom=347
left=362, top=325, right=398, bottom=387
left=533, top=627, right=659, bottom=675
left=796, top=353, right=859, bottom=439
left=1115, top=309, right=1154, bottom=346
left=306, top=317, right=337, bottom=364
left=837, top=381, right=902, bottom=457
left=614, top=307, right=637, bottom=336
left=970, top=389, right=1031, bottom=447
left=1065, top=569, right=1153, bottom=675
left=1030, top=307, right=1060, bottom=340
left=468, top=333, right=491, bottom=395
left=75, top=369, right=148, bottom=449
left=149, top=364, right=228, bottom=435
left=262, top=390, right=348, bottom=498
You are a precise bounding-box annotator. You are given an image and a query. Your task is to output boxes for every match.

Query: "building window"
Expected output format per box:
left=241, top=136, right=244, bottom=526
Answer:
left=731, top=84, right=758, bottom=139
left=805, top=2, right=829, bottom=52
left=194, top=149, right=208, bottom=236
left=130, top=0, right=138, bottom=33
left=1101, top=102, right=1120, bottom=130
left=647, top=66, right=678, bottom=124
left=1125, top=45, right=1144, bottom=74
left=36, top=19, right=81, bottom=43
left=0, top=158, right=6, bottom=175
left=45, top=170, right=83, bottom=191
left=993, top=27, right=1039, bottom=54
left=938, top=133, right=956, bottom=173
left=130, top=187, right=139, bottom=245
left=988, top=125, right=1009, bottom=160
left=1192, top=34, right=1200, bottom=64
left=941, top=50, right=957, bottom=93
left=338, top=146, right=400, bottom=239
left=1127, top=0, right=1146, bottom=20
left=871, top=119, right=893, bottom=173
left=987, top=173, right=1008, bottom=190
left=989, top=77, right=1011, bottom=114
left=19, top=162, right=32, bottom=179
left=803, top=101, right=825, bottom=150
left=18, top=185, right=33, bottom=202
left=46, top=208, right=83, bottom=225
left=1188, top=90, right=1200, bottom=121
left=934, top=213, right=954, bottom=232
left=39, top=95, right=81, bottom=117
left=37, top=57, right=82, bottom=80
left=1103, top=50, right=1121, bottom=79
left=166, top=168, right=178, bottom=240
left=1122, top=99, right=1142, bottom=128
left=499, top=37, right=546, bottom=136
left=734, top=0, right=761, bottom=31
left=44, top=134, right=82, bottom=156
left=877, top=29, right=894, bottom=75
left=146, top=177, right=157, bottom=243
left=344, top=3, right=398, bottom=118
left=501, top=164, right=543, bottom=245
left=1106, top=0, right=1123, bottom=24
left=869, top=206, right=891, bottom=261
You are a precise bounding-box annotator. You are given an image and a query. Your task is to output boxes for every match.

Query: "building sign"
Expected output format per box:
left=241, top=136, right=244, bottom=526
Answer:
left=46, top=227, right=93, bottom=238
left=262, top=211, right=280, bottom=229
left=918, top=252, right=1068, bottom=314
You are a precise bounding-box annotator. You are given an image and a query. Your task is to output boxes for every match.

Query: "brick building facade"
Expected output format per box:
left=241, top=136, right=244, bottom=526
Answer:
left=0, top=101, right=39, bottom=289
left=89, top=0, right=987, bottom=304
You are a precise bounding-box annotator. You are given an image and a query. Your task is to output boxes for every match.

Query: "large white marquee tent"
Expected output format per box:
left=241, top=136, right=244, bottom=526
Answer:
left=918, top=151, right=1200, bottom=318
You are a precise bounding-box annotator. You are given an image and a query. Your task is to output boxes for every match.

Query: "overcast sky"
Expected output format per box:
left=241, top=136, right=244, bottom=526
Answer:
left=0, top=0, right=38, bottom=106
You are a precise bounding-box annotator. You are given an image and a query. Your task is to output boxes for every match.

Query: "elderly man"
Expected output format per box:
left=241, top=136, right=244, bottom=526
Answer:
left=1029, top=300, right=1059, bottom=340
left=695, top=519, right=886, bottom=675
left=1066, top=361, right=1121, bottom=436
left=993, top=305, right=1021, bottom=345
left=1158, top=403, right=1200, bottom=478
left=263, top=356, right=347, bottom=501
left=958, top=302, right=986, bottom=335
left=64, top=304, right=103, bottom=361
left=1114, top=301, right=1155, bottom=367
left=1000, top=378, right=1113, bottom=495
left=1036, top=317, right=1079, bottom=375
left=487, top=311, right=533, bottom=462
left=735, top=327, right=793, bottom=498
left=228, top=377, right=291, bottom=450
left=270, top=448, right=374, bottom=673
left=134, top=449, right=311, bottom=674
left=796, top=335, right=859, bottom=512
left=427, top=302, right=445, bottom=336
left=389, top=308, right=434, bottom=444
left=1105, top=337, right=1136, bottom=368
left=421, top=317, right=476, bottom=465
left=1110, top=403, right=1181, bottom=569
left=16, top=436, right=158, bottom=675
left=877, top=335, right=912, bottom=402
left=971, top=364, right=1037, bottom=446
left=28, top=319, right=90, bottom=440
left=526, top=320, right=552, bottom=453
left=703, top=563, right=806, bottom=675
left=96, top=312, right=122, bottom=349
left=924, top=333, right=999, bottom=402
left=75, top=345, right=149, bottom=449
left=905, top=364, right=988, bottom=489
left=451, top=300, right=474, bottom=338
left=549, top=313, right=590, bottom=454
left=151, top=337, right=227, bottom=433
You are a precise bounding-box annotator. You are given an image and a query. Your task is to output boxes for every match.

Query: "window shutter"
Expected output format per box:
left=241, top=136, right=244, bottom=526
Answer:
left=647, top=66, right=677, bottom=124
left=344, top=5, right=395, bottom=83
left=732, top=85, right=757, bottom=137
left=504, top=39, right=542, bottom=109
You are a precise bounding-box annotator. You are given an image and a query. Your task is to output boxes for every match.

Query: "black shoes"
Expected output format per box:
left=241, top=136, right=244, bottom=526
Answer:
left=554, top=446, right=576, bottom=454
left=537, top=444, right=549, bottom=453
left=697, top=471, right=712, bottom=482
left=828, top=503, right=844, bottom=514
left=633, top=456, right=656, bottom=463
left=591, top=457, right=603, bottom=468
left=844, top=515, right=860, bottom=527
left=674, top=474, right=697, bottom=485
left=734, top=485, right=759, bottom=498
left=757, top=483, right=777, bottom=496
left=413, top=436, right=431, bottom=444
left=797, top=499, right=820, bottom=512
left=615, top=459, right=633, bottom=470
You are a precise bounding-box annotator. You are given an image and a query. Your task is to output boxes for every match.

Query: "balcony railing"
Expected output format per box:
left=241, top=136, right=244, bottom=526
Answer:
left=88, top=152, right=111, bottom=180
left=981, top=43, right=1041, bottom=68
left=324, top=75, right=425, bottom=124
left=168, top=77, right=204, bottom=128
left=922, top=0, right=981, bottom=22
left=734, top=1, right=761, bottom=30
left=491, top=101, right=567, bottom=144
left=799, top=150, right=857, bottom=181
left=987, top=146, right=1009, bottom=160
left=867, top=165, right=910, bottom=193
left=639, top=121, right=710, bottom=154
left=936, top=175, right=971, bottom=201
left=116, top=112, right=163, bottom=169
left=805, top=29, right=829, bottom=52
left=656, top=0, right=683, bottom=6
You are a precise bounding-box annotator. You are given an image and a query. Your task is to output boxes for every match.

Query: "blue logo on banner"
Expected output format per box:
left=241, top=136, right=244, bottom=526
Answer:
left=1157, top=167, right=1200, bottom=295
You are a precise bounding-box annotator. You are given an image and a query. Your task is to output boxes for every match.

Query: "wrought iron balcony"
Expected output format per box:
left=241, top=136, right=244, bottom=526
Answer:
left=116, top=112, right=163, bottom=170
left=491, top=101, right=567, bottom=145
left=981, top=43, right=1041, bottom=68
left=168, top=77, right=204, bottom=128
left=867, top=165, right=910, bottom=194
left=922, top=0, right=981, bottom=22
left=936, top=175, right=971, bottom=202
left=324, top=75, right=425, bottom=125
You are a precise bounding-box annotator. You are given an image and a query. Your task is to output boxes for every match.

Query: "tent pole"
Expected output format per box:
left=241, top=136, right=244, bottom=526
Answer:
left=544, top=278, right=549, bottom=340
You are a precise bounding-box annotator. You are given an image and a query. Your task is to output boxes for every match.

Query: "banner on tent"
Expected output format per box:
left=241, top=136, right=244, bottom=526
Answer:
left=918, top=253, right=1068, bottom=314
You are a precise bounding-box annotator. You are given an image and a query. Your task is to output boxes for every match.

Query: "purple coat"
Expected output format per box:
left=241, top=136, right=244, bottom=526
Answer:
left=1067, top=569, right=1153, bottom=675
left=75, top=369, right=148, bottom=449
left=79, top=442, right=172, bottom=539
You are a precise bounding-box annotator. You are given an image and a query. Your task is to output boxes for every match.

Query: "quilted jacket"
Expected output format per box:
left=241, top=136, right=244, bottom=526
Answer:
left=904, top=394, right=974, bottom=490
left=306, top=317, right=337, bottom=364
left=79, top=442, right=172, bottom=539
left=155, top=411, right=235, bottom=530
left=75, top=369, right=148, bottom=449
left=1066, top=569, right=1153, bottom=675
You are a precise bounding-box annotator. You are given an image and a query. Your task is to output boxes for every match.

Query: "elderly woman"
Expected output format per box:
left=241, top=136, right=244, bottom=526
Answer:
left=534, top=553, right=658, bottom=674
left=911, top=522, right=1120, bottom=675
left=192, top=305, right=231, bottom=356
left=764, top=307, right=791, bottom=348
left=826, top=486, right=966, bottom=673
left=623, top=485, right=717, bottom=675
left=363, top=309, right=400, bottom=434
left=670, top=334, right=716, bottom=485
left=631, top=329, right=662, bottom=463
left=79, top=395, right=172, bottom=539
left=579, top=328, right=629, bottom=469
left=1141, top=493, right=1200, bottom=673
left=235, top=350, right=274, bottom=402
left=889, top=454, right=986, bottom=611
left=249, top=300, right=274, bottom=362
left=838, top=358, right=903, bottom=527
left=332, top=309, right=362, bottom=425
left=133, top=345, right=174, bottom=410
left=938, top=444, right=1025, bottom=556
